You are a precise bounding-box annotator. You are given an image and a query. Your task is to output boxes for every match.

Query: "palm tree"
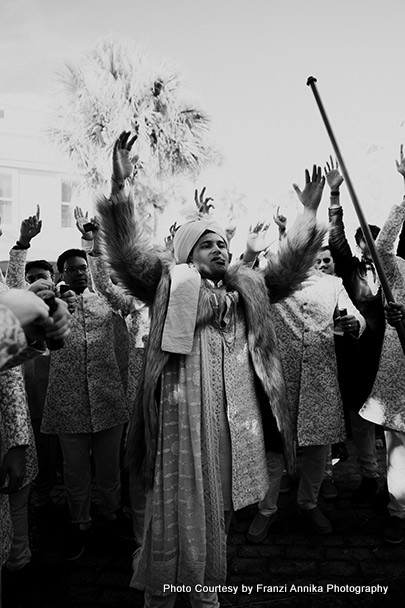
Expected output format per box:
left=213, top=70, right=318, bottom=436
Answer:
left=48, top=37, right=220, bottom=227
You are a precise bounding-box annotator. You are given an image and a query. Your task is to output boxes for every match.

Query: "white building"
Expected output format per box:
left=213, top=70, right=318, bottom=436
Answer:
left=0, top=94, right=86, bottom=269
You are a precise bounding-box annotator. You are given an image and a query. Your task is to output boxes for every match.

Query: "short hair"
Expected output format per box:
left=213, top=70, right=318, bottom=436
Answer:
left=25, top=259, right=55, bottom=277
left=354, top=224, right=380, bottom=246
left=318, top=245, right=332, bottom=255
left=57, top=249, right=87, bottom=274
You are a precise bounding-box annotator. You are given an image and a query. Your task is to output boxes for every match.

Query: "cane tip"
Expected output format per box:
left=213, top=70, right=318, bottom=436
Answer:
left=306, top=76, right=317, bottom=86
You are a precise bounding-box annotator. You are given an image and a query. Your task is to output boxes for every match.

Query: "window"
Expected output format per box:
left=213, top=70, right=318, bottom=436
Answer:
left=61, top=181, right=74, bottom=227
left=0, top=171, right=13, bottom=224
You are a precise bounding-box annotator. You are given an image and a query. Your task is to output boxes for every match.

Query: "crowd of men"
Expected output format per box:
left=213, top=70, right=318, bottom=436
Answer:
left=1, top=133, right=405, bottom=608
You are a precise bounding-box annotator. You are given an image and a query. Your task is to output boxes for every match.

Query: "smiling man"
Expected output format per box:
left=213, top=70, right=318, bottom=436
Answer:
left=315, top=246, right=335, bottom=276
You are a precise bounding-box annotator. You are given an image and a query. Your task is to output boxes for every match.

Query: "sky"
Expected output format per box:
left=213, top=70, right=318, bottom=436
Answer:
left=2, top=0, right=405, bottom=251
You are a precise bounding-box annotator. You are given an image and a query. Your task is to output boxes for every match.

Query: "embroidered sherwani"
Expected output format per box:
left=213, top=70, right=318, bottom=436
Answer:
left=97, top=189, right=325, bottom=594
left=132, top=282, right=270, bottom=591
left=42, top=289, right=129, bottom=434
left=272, top=271, right=365, bottom=446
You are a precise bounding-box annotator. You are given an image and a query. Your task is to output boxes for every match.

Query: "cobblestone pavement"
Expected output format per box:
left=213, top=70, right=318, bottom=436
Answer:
left=2, top=440, right=405, bottom=608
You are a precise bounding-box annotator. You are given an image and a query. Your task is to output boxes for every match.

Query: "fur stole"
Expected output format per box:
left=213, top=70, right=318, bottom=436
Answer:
left=97, top=191, right=326, bottom=488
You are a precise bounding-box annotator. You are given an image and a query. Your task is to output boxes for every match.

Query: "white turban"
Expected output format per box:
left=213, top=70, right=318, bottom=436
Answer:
left=162, top=219, right=228, bottom=354
left=173, top=219, right=227, bottom=264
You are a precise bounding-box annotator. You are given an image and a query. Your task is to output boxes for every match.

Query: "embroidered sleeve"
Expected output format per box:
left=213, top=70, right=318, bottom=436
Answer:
left=6, top=249, right=28, bottom=290
left=0, top=304, right=27, bottom=369
left=88, top=254, right=135, bottom=317
left=377, top=205, right=405, bottom=254
left=0, top=366, right=30, bottom=450
left=376, top=205, right=405, bottom=283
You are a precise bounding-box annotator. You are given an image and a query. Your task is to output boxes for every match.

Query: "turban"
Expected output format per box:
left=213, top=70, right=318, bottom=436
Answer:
left=162, top=219, right=228, bottom=354
left=173, top=219, right=227, bottom=264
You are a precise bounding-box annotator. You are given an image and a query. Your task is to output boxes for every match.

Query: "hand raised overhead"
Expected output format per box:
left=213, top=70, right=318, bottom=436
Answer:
left=19, top=204, right=42, bottom=246
left=246, top=221, right=271, bottom=253
left=324, top=156, right=344, bottom=191
left=395, top=145, right=405, bottom=179
left=164, top=221, right=180, bottom=254
left=112, top=130, right=139, bottom=182
left=293, top=165, right=325, bottom=212
left=273, top=206, right=287, bottom=234
left=195, top=187, right=215, bottom=216
left=74, top=206, right=95, bottom=241
left=225, top=223, right=236, bottom=245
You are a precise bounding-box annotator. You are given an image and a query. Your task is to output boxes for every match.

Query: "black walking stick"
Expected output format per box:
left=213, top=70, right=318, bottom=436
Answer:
left=306, top=76, right=405, bottom=354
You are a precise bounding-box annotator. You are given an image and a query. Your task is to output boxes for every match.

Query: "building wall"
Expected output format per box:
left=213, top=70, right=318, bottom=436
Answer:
left=0, top=94, right=85, bottom=266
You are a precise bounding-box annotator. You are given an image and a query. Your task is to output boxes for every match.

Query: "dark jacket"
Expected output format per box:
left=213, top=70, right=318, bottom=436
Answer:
left=328, top=206, right=385, bottom=409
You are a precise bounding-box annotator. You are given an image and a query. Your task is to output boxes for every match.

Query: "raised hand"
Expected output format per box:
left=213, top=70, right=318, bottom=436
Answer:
left=112, top=130, right=139, bottom=182
left=324, top=156, right=344, bottom=191
left=293, top=165, right=325, bottom=213
left=246, top=221, right=270, bottom=253
left=164, top=221, right=180, bottom=254
left=18, top=205, right=42, bottom=246
left=225, top=223, right=236, bottom=245
left=395, top=145, right=405, bottom=179
left=195, top=187, right=215, bottom=216
left=273, top=206, right=287, bottom=236
left=74, top=206, right=94, bottom=241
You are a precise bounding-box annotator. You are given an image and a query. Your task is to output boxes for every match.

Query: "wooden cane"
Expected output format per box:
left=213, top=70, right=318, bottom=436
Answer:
left=306, top=76, right=405, bottom=354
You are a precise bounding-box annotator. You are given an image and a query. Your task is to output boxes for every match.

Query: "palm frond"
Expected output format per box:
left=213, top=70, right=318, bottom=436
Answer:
left=48, top=37, right=221, bottom=212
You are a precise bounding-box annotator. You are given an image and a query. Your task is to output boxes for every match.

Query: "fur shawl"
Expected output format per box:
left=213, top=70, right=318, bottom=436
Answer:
left=97, top=191, right=326, bottom=488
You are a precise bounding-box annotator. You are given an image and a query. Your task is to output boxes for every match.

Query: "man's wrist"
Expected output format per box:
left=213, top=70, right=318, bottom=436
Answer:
left=14, top=239, right=30, bottom=249
left=111, top=176, right=126, bottom=190
left=330, top=190, right=340, bottom=197
left=302, top=207, right=317, bottom=217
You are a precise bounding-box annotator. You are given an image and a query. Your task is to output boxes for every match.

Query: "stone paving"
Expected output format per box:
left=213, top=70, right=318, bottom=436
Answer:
left=3, top=440, right=405, bottom=608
